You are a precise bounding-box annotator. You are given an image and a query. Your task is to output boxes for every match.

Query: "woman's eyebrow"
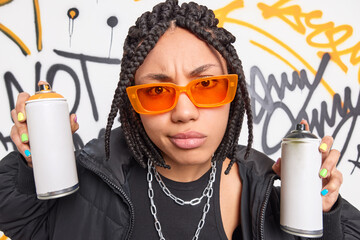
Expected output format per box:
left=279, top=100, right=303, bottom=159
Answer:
left=138, top=64, right=218, bottom=83
left=189, top=64, right=217, bottom=77
left=139, top=73, right=171, bottom=83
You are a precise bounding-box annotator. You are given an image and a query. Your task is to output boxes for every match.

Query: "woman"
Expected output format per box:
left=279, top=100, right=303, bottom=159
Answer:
left=0, top=0, right=359, bottom=239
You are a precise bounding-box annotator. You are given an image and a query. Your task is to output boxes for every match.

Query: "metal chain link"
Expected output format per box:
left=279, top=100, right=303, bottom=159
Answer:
left=152, top=161, right=216, bottom=206
left=147, top=160, right=217, bottom=240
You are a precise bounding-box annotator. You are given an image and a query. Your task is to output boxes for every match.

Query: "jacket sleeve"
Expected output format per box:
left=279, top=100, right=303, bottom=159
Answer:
left=0, top=151, right=56, bottom=240
left=309, top=194, right=360, bottom=240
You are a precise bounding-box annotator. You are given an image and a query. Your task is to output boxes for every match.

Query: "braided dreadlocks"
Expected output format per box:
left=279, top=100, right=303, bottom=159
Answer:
left=104, top=0, right=253, bottom=174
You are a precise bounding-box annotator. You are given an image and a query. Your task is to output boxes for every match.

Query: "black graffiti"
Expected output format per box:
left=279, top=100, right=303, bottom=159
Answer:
left=248, top=53, right=360, bottom=168
left=0, top=132, right=15, bottom=152
left=1, top=49, right=120, bottom=153
left=349, top=145, right=360, bottom=174
left=53, top=49, right=120, bottom=120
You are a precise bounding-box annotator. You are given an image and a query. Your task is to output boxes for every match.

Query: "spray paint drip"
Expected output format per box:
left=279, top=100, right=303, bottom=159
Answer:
left=67, top=8, right=79, bottom=47
left=107, top=16, right=118, bottom=58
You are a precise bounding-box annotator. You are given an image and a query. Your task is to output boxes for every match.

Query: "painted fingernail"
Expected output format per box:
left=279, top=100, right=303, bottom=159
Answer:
left=74, top=115, right=77, bottom=123
left=24, top=149, right=31, bottom=157
left=18, top=112, right=25, bottom=122
left=319, top=168, right=328, bottom=178
left=275, top=158, right=280, bottom=166
left=319, top=143, right=327, bottom=152
left=21, top=133, right=29, bottom=143
left=321, top=189, right=329, bottom=196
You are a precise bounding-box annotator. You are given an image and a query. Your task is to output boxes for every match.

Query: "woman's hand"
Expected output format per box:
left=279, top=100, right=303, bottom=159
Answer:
left=272, top=119, right=343, bottom=212
left=10, top=82, right=79, bottom=168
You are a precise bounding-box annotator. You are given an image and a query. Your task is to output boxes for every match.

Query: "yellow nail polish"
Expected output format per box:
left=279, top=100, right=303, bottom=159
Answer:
left=319, top=143, right=327, bottom=152
left=18, top=112, right=25, bottom=122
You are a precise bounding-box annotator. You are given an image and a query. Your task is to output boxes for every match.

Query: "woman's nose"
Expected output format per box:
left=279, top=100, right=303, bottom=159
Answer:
left=171, top=93, right=199, bottom=123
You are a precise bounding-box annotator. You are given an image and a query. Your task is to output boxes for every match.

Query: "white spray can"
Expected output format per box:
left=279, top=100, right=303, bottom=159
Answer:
left=25, top=83, right=79, bottom=200
left=280, top=124, right=322, bottom=238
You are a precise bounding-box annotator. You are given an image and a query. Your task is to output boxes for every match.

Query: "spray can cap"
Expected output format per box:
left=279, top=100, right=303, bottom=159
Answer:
left=284, top=124, right=319, bottom=139
left=27, top=82, right=64, bottom=101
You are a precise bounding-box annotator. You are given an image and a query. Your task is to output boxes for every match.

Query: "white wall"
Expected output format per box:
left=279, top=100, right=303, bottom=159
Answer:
left=1, top=0, right=359, bottom=210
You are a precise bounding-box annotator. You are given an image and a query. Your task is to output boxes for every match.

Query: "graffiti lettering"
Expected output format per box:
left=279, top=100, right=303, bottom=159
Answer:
left=258, top=0, right=360, bottom=82
left=53, top=49, right=121, bottom=120
left=349, top=145, right=360, bottom=174
left=1, top=50, right=120, bottom=153
left=248, top=53, right=360, bottom=168
left=0, top=0, right=42, bottom=55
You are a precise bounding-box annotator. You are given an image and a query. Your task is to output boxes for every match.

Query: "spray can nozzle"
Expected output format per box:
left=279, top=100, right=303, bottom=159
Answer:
left=296, top=124, right=306, bottom=131
left=39, top=82, right=52, bottom=92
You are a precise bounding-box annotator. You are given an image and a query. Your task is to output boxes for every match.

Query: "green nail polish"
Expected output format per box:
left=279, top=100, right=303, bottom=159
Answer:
left=21, top=133, right=28, bottom=143
left=319, top=168, right=328, bottom=178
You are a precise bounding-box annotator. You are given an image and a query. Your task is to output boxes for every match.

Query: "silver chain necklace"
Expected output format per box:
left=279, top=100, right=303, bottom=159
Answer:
left=147, top=160, right=217, bottom=240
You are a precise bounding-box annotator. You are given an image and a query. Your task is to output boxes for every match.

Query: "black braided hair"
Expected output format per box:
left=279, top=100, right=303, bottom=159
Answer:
left=104, top=0, right=253, bottom=173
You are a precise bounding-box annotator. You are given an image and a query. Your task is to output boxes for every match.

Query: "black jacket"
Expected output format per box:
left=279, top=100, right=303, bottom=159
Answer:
left=0, top=127, right=359, bottom=240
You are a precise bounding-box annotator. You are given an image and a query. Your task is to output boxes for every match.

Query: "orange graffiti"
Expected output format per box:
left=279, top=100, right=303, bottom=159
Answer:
left=0, top=0, right=12, bottom=6
left=214, top=0, right=244, bottom=26
left=69, top=11, right=76, bottom=18
left=257, top=0, right=360, bottom=82
left=0, top=0, right=43, bottom=55
left=0, top=23, right=31, bottom=55
left=33, top=0, right=43, bottom=51
left=250, top=40, right=298, bottom=73
left=214, top=2, right=336, bottom=97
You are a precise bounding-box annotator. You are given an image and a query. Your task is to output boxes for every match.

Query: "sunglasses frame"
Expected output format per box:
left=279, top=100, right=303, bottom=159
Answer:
left=126, top=74, right=238, bottom=114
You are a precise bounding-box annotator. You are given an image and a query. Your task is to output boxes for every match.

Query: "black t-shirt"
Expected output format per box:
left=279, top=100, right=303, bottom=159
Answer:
left=128, top=161, right=242, bottom=240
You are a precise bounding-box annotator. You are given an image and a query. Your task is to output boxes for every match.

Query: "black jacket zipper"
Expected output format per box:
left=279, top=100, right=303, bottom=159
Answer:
left=78, top=159, right=135, bottom=240
left=259, top=174, right=277, bottom=240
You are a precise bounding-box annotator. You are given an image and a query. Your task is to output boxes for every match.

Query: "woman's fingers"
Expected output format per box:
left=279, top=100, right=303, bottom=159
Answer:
left=15, top=92, right=30, bottom=122
left=13, top=92, right=31, bottom=166
left=321, top=168, right=343, bottom=212
left=10, top=109, right=32, bottom=167
left=272, top=158, right=281, bottom=176
left=318, top=136, right=339, bottom=178
left=317, top=135, right=342, bottom=212
left=300, top=119, right=310, bottom=130
left=70, top=114, right=79, bottom=134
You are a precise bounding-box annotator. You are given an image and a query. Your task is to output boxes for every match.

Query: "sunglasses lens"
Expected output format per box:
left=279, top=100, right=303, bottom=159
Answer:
left=191, top=78, right=228, bottom=105
left=137, top=86, right=176, bottom=111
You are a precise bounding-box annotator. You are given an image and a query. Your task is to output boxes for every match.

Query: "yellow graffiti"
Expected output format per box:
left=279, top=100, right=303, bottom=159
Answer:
left=258, top=0, right=360, bottom=82
left=0, top=23, right=31, bottom=55
left=0, top=0, right=43, bottom=55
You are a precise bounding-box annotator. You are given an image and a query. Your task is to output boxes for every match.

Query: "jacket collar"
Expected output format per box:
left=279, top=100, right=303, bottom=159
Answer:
left=235, top=146, right=278, bottom=240
left=78, top=127, right=134, bottom=187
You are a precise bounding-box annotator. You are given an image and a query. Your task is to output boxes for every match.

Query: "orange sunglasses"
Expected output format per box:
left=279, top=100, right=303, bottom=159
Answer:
left=126, top=74, right=238, bottom=114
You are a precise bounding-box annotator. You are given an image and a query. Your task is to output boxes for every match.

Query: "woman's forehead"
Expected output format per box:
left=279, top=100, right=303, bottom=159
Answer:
left=135, top=27, right=227, bottom=82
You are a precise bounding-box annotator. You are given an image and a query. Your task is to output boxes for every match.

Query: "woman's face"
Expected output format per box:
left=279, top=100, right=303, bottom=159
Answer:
left=134, top=27, right=230, bottom=168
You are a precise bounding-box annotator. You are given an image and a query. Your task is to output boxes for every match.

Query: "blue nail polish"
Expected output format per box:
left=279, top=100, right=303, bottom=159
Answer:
left=321, top=189, right=328, bottom=196
left=24, top=149, right=31, bottom=157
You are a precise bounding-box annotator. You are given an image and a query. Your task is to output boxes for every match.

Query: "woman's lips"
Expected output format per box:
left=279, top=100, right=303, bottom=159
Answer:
left=169, top=131, right=206, bottom=149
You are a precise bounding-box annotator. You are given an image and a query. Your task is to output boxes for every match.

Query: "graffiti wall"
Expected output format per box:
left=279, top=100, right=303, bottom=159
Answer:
left=0, top=0, right=359, bottom=214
